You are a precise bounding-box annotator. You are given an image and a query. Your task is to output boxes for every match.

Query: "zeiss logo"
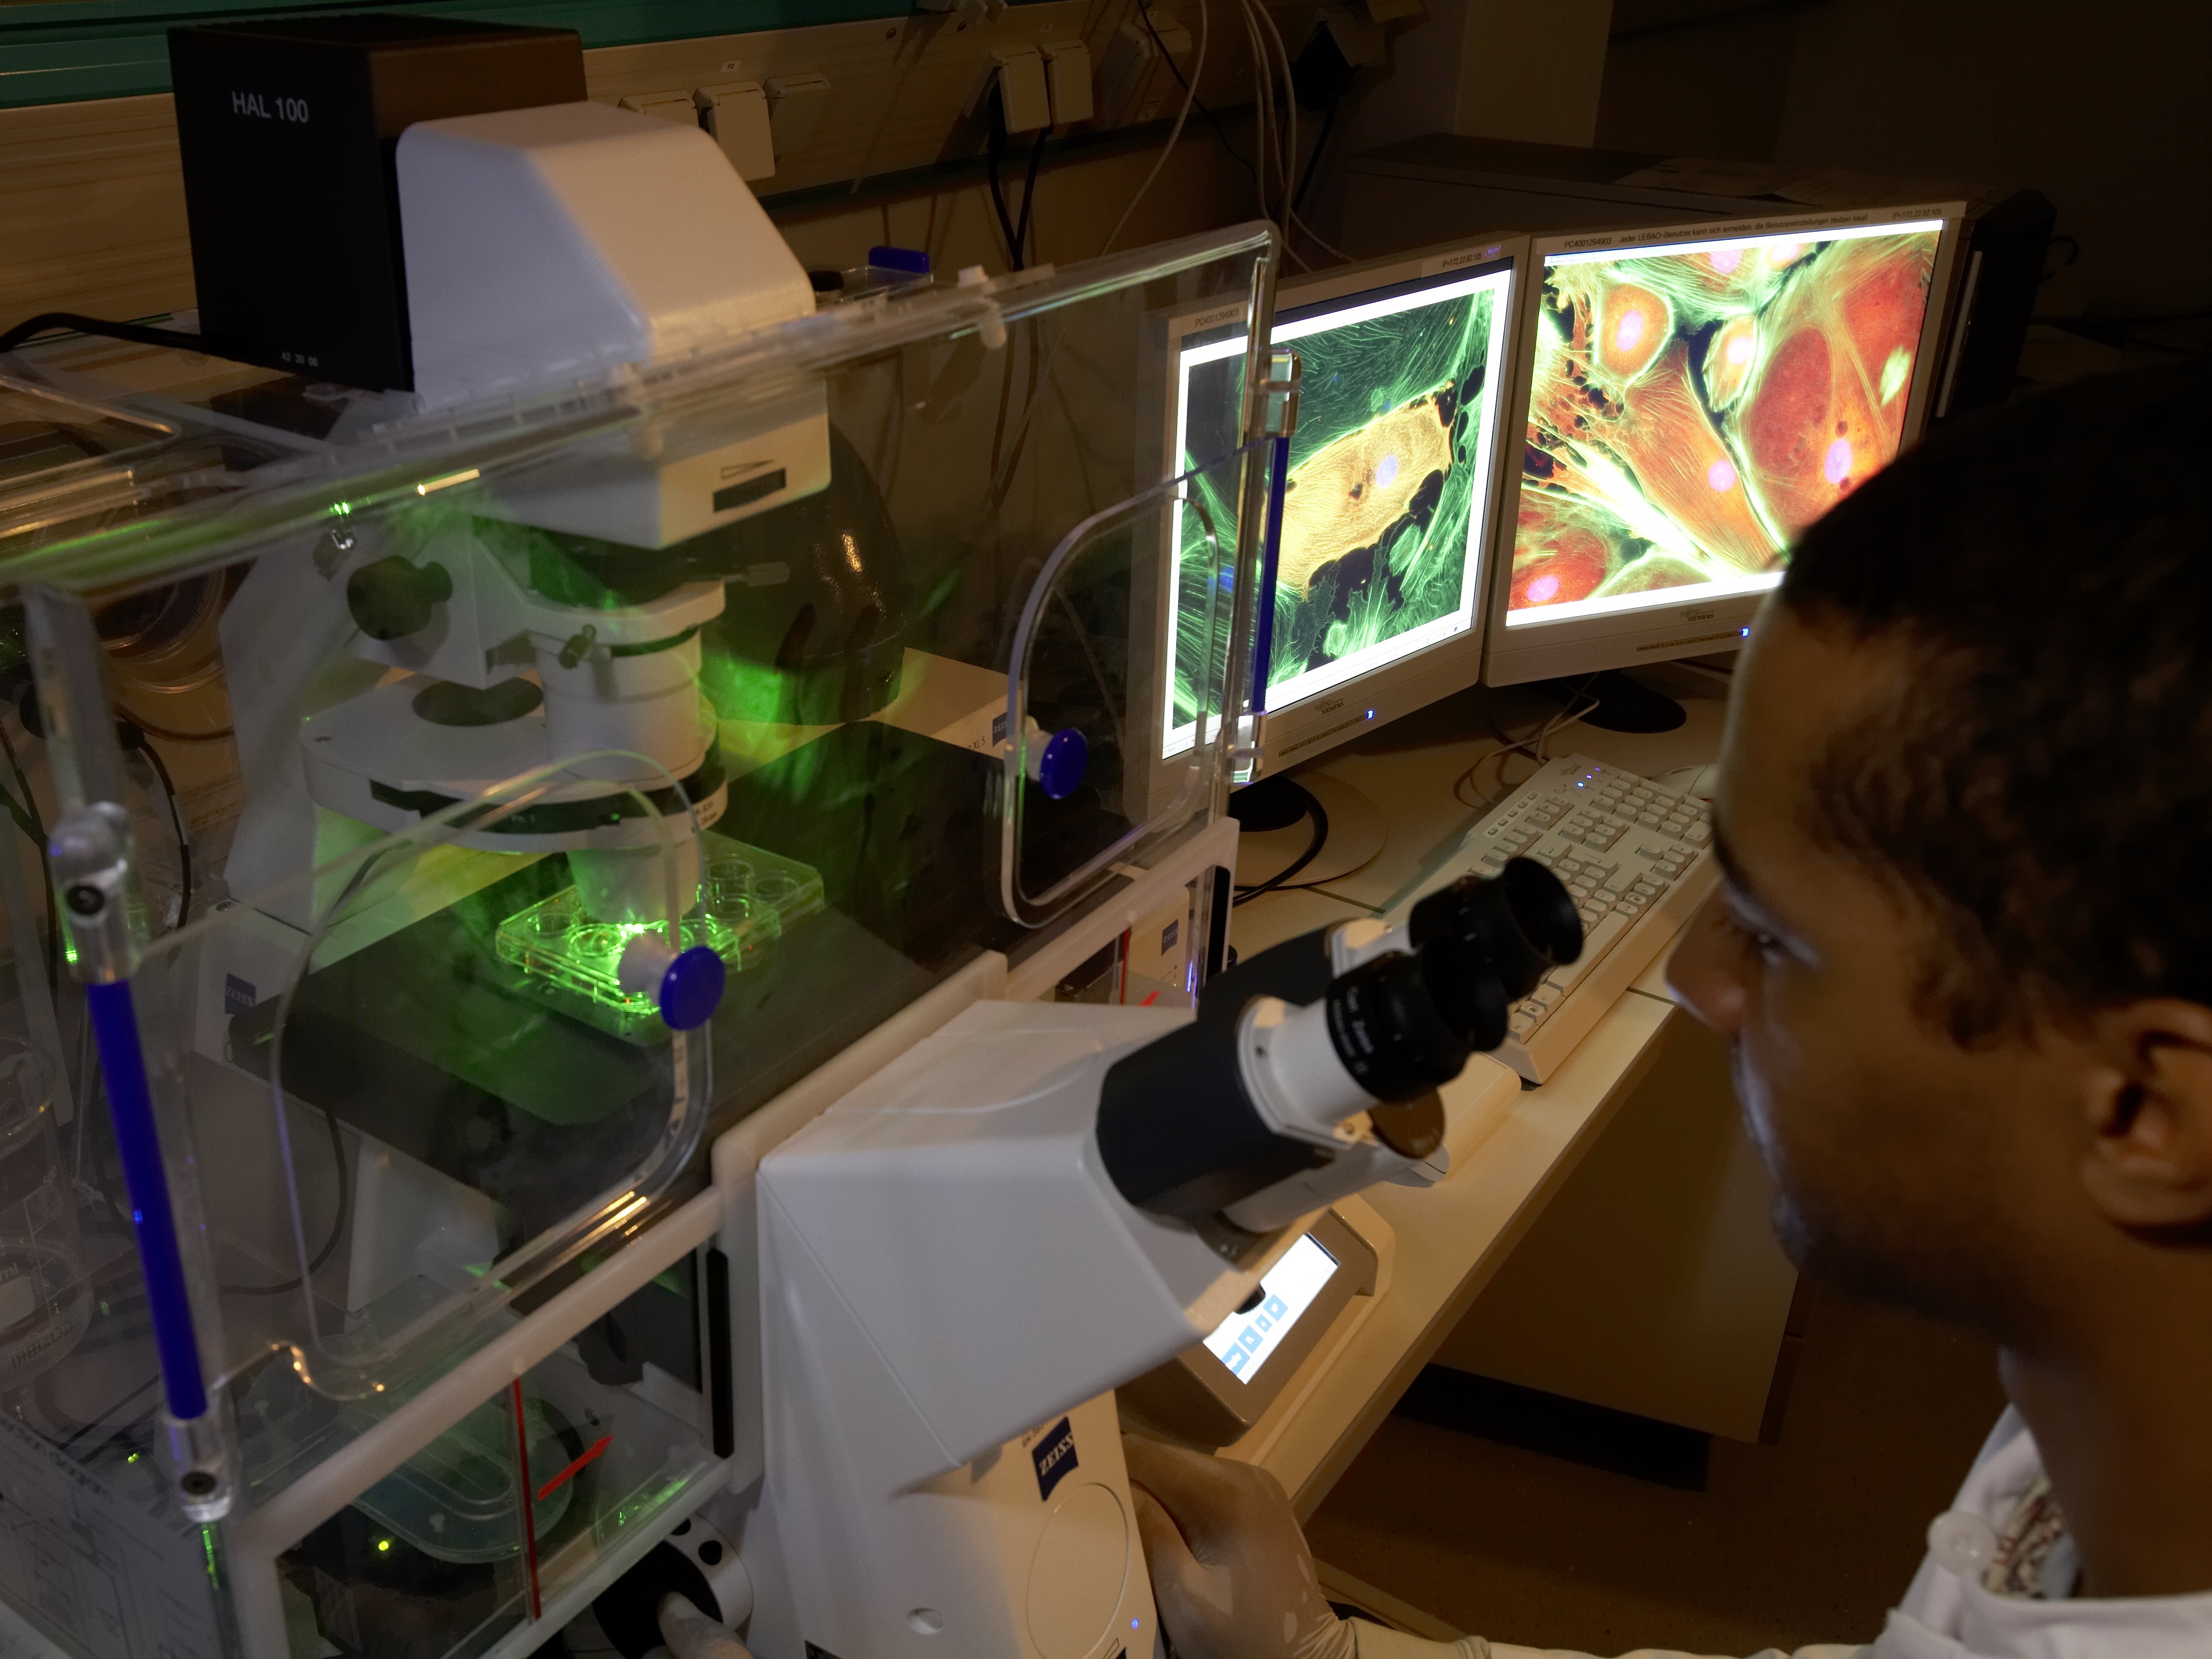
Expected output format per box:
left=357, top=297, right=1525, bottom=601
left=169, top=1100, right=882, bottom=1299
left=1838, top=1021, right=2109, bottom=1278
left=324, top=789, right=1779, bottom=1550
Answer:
left=1032, top=1417, right=1078, bottom=1500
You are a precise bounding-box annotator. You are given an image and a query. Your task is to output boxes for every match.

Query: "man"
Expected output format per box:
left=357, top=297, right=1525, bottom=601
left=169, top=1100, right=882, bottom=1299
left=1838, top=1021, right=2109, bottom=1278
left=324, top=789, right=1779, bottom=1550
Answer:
left=1125, top=363, right=2212, bottom=1659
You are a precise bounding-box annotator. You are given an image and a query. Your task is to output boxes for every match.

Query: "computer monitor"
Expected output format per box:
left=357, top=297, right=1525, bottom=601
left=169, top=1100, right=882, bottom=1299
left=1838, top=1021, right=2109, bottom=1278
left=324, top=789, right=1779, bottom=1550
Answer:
left=1481, top=202, right=1967, bottom=697
left=1160, top=236, right=1527, bottom=777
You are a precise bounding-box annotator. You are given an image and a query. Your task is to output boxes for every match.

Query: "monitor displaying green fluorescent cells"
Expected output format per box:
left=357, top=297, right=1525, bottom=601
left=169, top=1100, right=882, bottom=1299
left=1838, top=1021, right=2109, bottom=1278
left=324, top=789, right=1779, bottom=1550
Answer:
left=1163, top=239, right=1524, bottom=771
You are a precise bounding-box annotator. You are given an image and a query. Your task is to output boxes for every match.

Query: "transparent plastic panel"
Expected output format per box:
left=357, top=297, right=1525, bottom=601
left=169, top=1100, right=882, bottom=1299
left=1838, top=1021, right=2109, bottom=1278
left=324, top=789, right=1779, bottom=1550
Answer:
left=266, top=1295, right=718, bottom=1659
left=122, top=758, right=709, bottom=1418
left=1003, top=441, right=1276, bottom=925
left=0, top=223, right=1276, bottom=1596
left=0, top=736, right=231, bottom=1659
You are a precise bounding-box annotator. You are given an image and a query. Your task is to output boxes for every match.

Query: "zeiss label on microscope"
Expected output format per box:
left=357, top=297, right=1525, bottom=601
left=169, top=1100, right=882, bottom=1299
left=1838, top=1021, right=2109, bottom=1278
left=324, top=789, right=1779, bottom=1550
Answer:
left=1032, top=1416, right=1078, bottom=1500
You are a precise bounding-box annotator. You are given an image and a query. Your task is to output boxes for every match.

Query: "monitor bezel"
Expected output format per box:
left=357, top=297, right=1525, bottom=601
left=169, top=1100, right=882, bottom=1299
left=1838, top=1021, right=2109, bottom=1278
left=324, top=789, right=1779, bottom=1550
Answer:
left=1479, top=200, right=1969, bottom=688
left=1156, top=233, right=1531, bottom=780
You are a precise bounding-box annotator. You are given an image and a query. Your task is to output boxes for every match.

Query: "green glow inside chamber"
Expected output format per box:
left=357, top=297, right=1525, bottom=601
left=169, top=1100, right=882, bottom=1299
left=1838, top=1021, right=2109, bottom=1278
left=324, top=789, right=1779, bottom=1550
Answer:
left=495, top=834, right=823, bottom=1032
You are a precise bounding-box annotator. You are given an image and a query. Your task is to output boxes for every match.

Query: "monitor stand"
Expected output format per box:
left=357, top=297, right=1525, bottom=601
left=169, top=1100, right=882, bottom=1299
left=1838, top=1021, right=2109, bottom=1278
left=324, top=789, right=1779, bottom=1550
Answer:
left=1229, top=772, right=1388, bottom=889
left=1533, top=669, right=1687, bottom=735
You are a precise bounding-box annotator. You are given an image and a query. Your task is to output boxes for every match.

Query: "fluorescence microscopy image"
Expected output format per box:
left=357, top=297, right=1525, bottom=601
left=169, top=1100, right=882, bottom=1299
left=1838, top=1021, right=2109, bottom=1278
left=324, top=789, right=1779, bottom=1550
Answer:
left=1509, top=222, right=1941, bottom=619
left=1173, top=268, right=1510, bottom=737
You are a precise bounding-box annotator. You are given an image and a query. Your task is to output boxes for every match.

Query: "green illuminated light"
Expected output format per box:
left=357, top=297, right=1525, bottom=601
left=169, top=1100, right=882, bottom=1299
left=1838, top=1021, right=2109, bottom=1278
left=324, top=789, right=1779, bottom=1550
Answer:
left=494, top=834, right=823, bottom=1035
left=376, top=1538, right=391, bottom=1553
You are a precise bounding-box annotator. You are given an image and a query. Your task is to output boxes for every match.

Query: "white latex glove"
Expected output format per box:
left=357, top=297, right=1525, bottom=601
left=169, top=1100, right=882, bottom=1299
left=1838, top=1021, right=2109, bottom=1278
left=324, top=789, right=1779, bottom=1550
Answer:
left=1125, top=1433, right=1356, bottom=1659
left=657, top=1593, right=752, bottom=1659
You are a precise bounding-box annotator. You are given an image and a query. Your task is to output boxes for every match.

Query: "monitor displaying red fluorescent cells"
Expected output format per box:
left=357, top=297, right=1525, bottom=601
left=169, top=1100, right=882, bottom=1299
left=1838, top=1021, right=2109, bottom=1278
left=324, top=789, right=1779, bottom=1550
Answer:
left=1507, top=218, right=1945, bottom=625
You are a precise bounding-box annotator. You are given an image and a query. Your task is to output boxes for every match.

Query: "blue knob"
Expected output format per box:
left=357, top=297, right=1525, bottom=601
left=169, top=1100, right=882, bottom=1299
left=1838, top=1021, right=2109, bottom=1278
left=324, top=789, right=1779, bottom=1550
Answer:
left=659, top=945, right=726, bottom=1031
left=1037, top=728, right=1088, bottom=801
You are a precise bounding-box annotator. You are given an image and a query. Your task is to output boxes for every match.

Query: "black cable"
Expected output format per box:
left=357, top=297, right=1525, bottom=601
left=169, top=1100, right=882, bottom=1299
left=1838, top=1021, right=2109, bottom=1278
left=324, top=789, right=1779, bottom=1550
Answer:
left=1292, top=95, right=1338, bottom=214
left=135, top=736, right=191, bottom=932
left=222, top=1107, right=351, bottom=1297
left=1013, top=128, right=1048, bottom=269
left=985, top=99, right=1024, bottom=272
left=0, top=713, right=55, bottom=994
left=1232, top=782, right=1329, bottom=906
left=1137, top=0, right=1261, bottom=200
left=0, top=312, right=208, bottom=357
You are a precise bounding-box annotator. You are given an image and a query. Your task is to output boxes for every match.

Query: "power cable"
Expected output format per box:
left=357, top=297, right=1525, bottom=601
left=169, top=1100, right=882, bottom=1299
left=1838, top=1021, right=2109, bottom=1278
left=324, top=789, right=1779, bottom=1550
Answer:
left=1232, top=781, right=1330, bottom=906
left=1103, top=0, right=1208, bottom=254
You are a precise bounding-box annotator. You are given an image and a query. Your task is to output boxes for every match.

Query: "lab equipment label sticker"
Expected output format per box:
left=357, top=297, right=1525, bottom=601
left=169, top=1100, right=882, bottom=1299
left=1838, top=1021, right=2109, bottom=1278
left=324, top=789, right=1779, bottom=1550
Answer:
left=1032, top=1416, right=1078, bottom=1500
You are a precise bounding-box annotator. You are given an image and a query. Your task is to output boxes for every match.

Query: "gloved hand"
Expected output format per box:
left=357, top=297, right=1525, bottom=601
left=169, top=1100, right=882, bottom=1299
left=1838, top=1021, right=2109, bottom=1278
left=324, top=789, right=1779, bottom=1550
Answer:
left=1125, top=1433, right=1357, bottom=1659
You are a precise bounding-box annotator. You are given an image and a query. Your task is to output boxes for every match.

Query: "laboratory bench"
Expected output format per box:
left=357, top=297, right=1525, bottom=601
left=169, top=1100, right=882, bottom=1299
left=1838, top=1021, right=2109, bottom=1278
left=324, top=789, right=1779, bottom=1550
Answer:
left=1214, top=664, right=1800, bottom=1516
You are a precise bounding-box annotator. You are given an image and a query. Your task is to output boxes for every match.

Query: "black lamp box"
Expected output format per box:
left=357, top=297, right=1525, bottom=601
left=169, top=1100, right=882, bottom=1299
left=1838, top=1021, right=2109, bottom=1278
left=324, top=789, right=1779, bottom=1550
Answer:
left=169, top=15, right=587, bottom=392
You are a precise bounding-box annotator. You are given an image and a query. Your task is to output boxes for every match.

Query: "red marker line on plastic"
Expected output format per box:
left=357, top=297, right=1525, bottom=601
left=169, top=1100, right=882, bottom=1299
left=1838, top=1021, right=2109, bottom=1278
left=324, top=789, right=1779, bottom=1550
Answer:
left=511, top=1378, right=542, bottom=1622
left=537, top=1433, right=615, bottom=1502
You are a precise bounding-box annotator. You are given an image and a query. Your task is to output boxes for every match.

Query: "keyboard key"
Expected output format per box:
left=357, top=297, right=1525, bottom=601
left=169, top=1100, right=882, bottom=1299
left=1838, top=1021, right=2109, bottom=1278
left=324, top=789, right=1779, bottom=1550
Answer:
left=1544, top=910, right=1632, bottom=995
left=1683, top=822, right=1712, bottom=845
left=1510, top=1011, right=1539, bottom=1039
left=1530, top=984, right=1563, bottom=1010
left=1632, top=879, right=1665, bottom=897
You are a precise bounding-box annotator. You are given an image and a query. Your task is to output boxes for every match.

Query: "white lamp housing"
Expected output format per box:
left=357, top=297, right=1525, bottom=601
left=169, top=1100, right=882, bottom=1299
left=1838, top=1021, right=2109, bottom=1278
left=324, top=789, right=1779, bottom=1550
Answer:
left=396, top=100, right=828, bottom=548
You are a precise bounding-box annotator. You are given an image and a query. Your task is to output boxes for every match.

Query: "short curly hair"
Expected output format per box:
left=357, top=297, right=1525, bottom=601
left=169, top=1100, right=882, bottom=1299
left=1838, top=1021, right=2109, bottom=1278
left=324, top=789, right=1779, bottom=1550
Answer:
left=1778, top=364, right=2212, bottom=1044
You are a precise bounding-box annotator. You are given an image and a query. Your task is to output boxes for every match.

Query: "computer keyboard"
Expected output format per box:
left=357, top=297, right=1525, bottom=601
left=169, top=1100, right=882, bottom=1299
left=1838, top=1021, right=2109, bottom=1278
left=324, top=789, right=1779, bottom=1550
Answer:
left=1407, top=754, right=1717, bottom=1084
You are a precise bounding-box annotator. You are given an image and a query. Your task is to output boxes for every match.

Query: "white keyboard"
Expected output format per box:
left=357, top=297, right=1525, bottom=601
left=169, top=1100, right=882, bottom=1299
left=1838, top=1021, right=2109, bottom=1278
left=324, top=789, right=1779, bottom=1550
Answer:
left=1409, top=754, right=1717, bottom=1084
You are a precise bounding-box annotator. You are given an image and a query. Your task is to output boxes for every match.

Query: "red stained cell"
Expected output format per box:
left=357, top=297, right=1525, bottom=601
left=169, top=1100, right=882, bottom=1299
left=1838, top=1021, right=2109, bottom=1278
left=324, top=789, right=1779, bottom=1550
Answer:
left=1705, top=316, right=1759, bottom=409
left=1743, top=328, right=1834, bottom=482
left=1595, top=283, right=1670, bottom=384
left=1737, top=234, right=1934, bottom=537
left=1510, top=504, right=1611, bottom=609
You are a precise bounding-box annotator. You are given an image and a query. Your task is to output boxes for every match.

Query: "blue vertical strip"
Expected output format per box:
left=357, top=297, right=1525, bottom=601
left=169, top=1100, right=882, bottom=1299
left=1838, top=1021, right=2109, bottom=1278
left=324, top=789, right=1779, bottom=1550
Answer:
left=87, top=980, right=207, bottom=1422
left=1249, top=432, right=1292, bottom=715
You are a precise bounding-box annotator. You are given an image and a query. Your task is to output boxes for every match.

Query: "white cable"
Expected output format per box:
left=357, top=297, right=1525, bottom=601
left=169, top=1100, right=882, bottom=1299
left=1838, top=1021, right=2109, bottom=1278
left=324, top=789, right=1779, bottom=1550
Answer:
left=1251, top=0, right=1349, bottom=265
left=1262, top=0, right=1296, bottom=246
left=1103, top=0, right=1209, bottom=254
left=1241, top=0, right=1291, bottom=246
left=1248, top=0, right=1349, bottom=263
left=1237, top=0, right=1270, bottom=228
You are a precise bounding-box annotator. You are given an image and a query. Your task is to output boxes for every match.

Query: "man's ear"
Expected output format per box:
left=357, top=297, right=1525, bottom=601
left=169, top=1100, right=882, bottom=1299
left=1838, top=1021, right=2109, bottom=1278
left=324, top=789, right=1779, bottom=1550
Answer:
left=2078, top=999, right=2212, bottom=1229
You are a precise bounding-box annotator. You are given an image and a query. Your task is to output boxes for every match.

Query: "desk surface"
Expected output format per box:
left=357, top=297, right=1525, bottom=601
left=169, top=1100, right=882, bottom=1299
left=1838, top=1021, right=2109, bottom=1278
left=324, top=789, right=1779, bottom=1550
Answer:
left=1219, top=664, right=1731, bottom=1509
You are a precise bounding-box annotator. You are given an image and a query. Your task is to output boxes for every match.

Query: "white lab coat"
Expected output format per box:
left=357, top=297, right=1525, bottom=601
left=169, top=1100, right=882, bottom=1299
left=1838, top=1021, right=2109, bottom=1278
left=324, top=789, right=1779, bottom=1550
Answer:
left=1347, top=1409, right=2212, bottom=1659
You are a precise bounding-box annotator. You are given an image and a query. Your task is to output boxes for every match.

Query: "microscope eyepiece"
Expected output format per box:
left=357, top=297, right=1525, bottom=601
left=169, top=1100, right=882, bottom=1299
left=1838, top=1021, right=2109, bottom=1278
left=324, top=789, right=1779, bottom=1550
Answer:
left=1324, top=940, right=1506, bottom=1101
left=1408, top=857, right=1581, bottom=1004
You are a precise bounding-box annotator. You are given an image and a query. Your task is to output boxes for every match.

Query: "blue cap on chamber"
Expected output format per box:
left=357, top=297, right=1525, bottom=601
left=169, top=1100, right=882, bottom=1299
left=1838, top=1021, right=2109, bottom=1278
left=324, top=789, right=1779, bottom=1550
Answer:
left=660, top=945, right=727, bottom=1031
left=1037, top=728, right=1088, bottom=801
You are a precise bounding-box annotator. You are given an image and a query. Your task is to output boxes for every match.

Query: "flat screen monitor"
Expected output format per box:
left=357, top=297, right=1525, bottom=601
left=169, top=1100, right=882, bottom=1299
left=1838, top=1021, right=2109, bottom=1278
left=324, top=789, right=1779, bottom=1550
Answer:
left=1482, top=202, right=1966, bottom=686
left=1160, top=236, right=1527, bottom=775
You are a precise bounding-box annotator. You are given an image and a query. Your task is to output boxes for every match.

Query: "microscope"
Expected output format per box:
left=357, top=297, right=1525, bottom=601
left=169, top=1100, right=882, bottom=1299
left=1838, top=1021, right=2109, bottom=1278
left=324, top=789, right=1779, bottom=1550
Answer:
left=723, top=858, right=1580, bottom=1659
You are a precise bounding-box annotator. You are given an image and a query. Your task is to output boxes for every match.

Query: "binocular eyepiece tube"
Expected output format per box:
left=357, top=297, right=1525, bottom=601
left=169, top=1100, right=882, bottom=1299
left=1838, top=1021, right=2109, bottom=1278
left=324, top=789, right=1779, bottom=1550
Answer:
left=1095, top=858, right=1581, bottom=1223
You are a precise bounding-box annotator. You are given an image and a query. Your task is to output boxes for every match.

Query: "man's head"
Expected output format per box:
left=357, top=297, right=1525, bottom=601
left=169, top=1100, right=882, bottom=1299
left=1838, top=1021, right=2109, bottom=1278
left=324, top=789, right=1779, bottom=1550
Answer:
left=1669, top=365, right=2212, bottom=1354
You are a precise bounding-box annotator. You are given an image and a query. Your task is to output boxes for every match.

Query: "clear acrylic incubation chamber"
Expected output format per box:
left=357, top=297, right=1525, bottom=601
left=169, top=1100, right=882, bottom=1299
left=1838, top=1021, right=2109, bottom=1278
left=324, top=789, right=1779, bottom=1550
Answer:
left=0, top=222, right=1279, bottom=1659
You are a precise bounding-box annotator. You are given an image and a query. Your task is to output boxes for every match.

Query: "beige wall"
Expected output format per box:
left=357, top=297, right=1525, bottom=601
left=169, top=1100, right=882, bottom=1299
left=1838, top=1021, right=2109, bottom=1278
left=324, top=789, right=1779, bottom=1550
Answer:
left=1340, top=0, right=1614, bottom=158
left=774, top=135, right=1255, bottom=279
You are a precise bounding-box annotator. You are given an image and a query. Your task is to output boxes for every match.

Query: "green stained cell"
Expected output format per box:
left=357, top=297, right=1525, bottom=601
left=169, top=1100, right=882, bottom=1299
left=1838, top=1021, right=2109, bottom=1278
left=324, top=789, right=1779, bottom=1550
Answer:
left=1880, top=345, right=1913, bottom=405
